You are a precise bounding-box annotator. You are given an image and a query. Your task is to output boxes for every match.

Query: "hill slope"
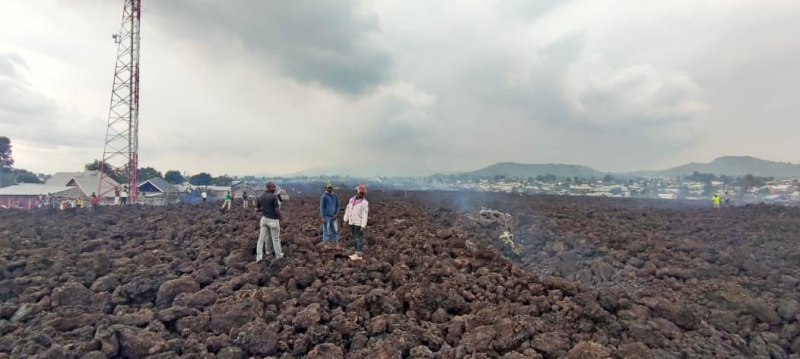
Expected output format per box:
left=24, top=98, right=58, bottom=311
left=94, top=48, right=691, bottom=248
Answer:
left=641, top=156, right=800, bottom=178
left=447, top=162, right=605, bottom=179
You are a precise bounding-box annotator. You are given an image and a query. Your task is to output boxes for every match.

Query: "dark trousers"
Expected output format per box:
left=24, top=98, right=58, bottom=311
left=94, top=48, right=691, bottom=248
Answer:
left=350, top=225, right=364, bottom=254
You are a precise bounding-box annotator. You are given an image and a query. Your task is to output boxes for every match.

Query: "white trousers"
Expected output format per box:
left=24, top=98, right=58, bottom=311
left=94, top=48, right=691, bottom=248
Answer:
left=257, top=217, right=282, bottom=260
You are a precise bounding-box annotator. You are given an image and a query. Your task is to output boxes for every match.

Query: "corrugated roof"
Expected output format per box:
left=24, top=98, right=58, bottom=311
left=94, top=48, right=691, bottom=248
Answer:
left=0, top=185, right=74, bottom=196
left=139, top=177, right=178, bottom=193
left=45, top=171, right=97, bottom=186
left=204, top=186, right=231, bottom=192
left=45, top=171, right=119, bottom=198
left=71, top=177, right=118, bottom=198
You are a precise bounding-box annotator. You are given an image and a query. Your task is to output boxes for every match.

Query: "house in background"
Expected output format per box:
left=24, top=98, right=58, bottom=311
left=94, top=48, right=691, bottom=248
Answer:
left=0, top=184, right=79, bottom=209
left=138, top=177, right=181, bottom=205
left=45, top=171, right=120, bottom=200
left=138, top=177, right=178, bottom=195
left=204, top=185, right=232, bottom=198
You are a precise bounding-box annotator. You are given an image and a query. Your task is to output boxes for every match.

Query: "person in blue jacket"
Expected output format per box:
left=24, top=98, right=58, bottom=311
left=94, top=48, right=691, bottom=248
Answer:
left=320, top=183, right=340, bottom=246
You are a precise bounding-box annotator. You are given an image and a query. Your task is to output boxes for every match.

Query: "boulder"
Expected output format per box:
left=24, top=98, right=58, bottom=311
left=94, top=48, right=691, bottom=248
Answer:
left=208, top=294, right=264, bottom=334
left=532, top=332, right=570, bottom=356
left=217, top=347, right=245, bottom=359
left=156, top=277, right=200, bottom=308
left=231, top=320, right=277, bottom=356
left=173, top=289, right=218, bottom=309
left=307, top=343, right=344, bottom=359
left=293, top=303, right=323, bottom=330
left=91, top=275, right=120, bottom=293
left=567, top=341, right=611, bottom=359
left=52, top=282, right=93, bottom=307
left=749, top=301, right=782, bottom=326
left=117, top=326, right=167, bottom=358
left=777, top=299, right=799, bottom=322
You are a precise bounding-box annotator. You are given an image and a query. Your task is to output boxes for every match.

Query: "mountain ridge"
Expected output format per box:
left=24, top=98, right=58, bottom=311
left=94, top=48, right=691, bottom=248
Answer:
left=443, top=156, right=800, bottom=179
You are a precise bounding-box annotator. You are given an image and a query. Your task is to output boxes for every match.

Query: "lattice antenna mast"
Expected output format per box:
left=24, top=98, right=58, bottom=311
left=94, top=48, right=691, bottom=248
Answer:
left=99, top=0, right=141, bottom=203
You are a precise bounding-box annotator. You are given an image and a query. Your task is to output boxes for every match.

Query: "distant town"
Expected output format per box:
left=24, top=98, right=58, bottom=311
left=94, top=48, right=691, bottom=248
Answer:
left=415, top=172, right=800, bottom=204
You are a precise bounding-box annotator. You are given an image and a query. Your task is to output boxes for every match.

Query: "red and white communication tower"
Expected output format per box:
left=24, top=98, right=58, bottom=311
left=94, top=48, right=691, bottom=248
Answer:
left=98, top=0, right=141, bottom=202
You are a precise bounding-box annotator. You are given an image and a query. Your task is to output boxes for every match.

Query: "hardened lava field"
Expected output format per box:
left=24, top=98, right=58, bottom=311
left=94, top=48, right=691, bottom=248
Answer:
left=1, top=191, right=799, bottom=358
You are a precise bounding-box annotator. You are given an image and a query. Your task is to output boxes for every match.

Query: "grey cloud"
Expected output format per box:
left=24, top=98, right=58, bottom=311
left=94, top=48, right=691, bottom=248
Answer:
left=0, top=52, right=97, bottom=149
left=4, top=1, right=800, bottom=175
left=0, top=52, right=57, bottom=123
left=502, top=0, right=562, bottom=22
left=149, top=0, right=393, bottom=94
left=0, top=52, right=26, bottom=78
left=376, top=29, right=708, bottom=172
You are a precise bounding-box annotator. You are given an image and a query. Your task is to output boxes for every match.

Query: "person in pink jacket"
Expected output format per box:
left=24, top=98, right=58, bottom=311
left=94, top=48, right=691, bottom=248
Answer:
left=344, top=184, right=369, bottom=260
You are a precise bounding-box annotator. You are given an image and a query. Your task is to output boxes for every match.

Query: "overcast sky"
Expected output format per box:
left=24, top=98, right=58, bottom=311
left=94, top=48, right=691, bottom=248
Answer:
left=1, top=0, right=799, bottom=176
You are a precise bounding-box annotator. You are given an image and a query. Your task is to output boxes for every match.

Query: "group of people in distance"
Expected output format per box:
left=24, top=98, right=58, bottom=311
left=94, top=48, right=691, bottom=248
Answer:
left=254, top=182, right=369, bottom=263
left=216, top=189, right=256, bottom=211
left=712, top=191, right=731, bottom=209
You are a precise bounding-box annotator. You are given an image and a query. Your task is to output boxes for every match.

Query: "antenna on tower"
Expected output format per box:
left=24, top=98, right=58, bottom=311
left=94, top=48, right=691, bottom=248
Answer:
left=98, top=0, right=141, bottom=203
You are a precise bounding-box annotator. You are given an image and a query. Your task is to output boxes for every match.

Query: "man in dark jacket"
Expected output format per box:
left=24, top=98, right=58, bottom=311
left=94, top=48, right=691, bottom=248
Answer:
left=319, top=183, right=340, bottom=246
left=255, top=182, right=284, bottom=262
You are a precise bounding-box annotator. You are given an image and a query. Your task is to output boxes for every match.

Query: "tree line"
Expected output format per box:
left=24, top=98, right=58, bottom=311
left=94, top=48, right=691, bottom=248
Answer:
left=0, top=135, right=236, bottom=188
left=84, top=160, right=234, bottom=186
left=0, top=136, right=45, bottom=187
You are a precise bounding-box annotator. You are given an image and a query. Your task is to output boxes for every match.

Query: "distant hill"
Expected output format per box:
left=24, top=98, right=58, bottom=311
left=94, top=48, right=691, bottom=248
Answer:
left=633, top=156, right=800, bottom=178
left=441, top=162, right=606, bottom=179
left=435, top=156, right=800, bottom=181
left=284, top=165, right=412, bottom=178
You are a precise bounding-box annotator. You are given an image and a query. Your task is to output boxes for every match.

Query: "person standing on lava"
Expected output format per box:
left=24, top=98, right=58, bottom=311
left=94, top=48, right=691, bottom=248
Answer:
left=221, top=191, right=232, bottom=212
left=319, top=182, right=340, bottom=247
left=712, top=194, right=721, bottom=209
left=344, top=184, right=369, bottom=261
left=242, top=190, right=249, bottom=210
left=120, top=186, right=128, bottom=205
left=255, top=182, right=284, bottom=263
left=90, top=193, right=99, bottom=212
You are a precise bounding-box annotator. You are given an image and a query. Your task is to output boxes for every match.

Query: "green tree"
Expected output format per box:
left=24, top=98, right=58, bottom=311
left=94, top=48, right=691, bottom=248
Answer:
left=685, top=171, right=718, bottom=184
left=137, top=167, right=162, bottom=182
left=85, top=160, right=117, bottom=176
left=164, top=170, right=185, bottom=184
left=189, top=172, right=213, bottom=185
left=739, top=173, right=755, bottom=192
left=85, top=160, right=127, bottom=183
left=13, top=169, right=41, bottom=184
left=211, top=175, right=234, bottom=186
left=0, top=136, right=13, bottom=171
left=603, top=174, right=615, bottom=183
